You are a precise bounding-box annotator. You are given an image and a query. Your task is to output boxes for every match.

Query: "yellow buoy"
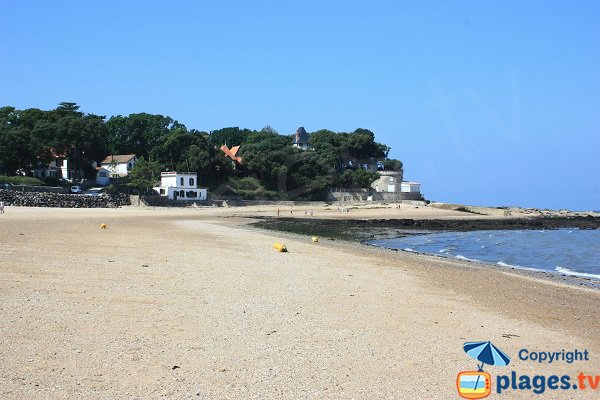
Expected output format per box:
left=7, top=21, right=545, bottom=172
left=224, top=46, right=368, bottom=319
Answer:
left=312, top=236, right=319, bottom=243
left=100, top=223, right=108, bottom=229
left=273, top=242, right=287, bottom=252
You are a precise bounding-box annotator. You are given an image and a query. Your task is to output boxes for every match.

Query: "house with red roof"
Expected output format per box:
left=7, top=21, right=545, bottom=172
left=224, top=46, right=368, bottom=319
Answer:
left=220, top=145, right=243, bottom=165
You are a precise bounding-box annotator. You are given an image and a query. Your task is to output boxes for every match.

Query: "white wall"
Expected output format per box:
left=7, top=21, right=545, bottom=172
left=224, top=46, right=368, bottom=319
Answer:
left=160, top=173, right=198, bottom=189
left=96, top=168, right=110, bottom=186
left=102, top=157, right=137, bottom=177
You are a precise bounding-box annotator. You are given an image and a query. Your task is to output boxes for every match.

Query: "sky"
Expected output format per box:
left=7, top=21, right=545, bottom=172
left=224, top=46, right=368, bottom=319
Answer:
left=1, top=0, right=599, bottom=210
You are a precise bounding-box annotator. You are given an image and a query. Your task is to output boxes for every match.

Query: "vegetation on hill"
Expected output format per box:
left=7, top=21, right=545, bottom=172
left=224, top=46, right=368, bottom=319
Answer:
left=0, top=103, right=403, bottom=199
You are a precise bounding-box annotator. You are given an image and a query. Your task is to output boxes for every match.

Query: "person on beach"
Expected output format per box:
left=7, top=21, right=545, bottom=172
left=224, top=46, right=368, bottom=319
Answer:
left=0, top=201, right=4, bottom=214
left=277, top=208, right=280, bottom=217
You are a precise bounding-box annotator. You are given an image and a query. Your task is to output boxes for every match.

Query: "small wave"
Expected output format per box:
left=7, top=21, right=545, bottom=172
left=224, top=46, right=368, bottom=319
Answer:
left=455, top=255, right=475, bottom=261
left=497, top=261, right=516, bottom=268
left=403, top=248, right=416, bottom=252
left=555, top=266, right=600, bottom=280
left=496, top=261, right=544, bottom=273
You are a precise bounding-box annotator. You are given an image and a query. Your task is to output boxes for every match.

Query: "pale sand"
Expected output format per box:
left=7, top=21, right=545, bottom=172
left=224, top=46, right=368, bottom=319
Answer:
left=0, top=206, right=598, bottom=399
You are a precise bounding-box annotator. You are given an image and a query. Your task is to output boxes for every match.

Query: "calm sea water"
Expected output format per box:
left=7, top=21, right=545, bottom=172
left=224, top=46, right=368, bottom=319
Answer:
left=367, top=229, right=600, bottom=279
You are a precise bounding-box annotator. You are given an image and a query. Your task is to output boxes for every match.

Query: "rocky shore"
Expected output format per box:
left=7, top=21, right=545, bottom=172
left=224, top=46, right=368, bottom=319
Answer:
left=0, top=189, right=130, bottom=208
left=251, top=215, right=600, bottom=241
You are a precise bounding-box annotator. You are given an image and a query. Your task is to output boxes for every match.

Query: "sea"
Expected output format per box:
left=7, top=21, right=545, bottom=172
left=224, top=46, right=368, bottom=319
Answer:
left=367, top=229, right=600, bottom=279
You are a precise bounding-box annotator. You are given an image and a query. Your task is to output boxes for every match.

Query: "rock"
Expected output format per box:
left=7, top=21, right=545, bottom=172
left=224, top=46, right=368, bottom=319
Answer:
left=0, top=189, right=130, bottom=208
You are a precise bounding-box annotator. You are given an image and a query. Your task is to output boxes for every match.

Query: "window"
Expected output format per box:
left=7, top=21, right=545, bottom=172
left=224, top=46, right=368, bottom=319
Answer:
left=180, top=190, right=185, bottom=198
left=189, top=178, right=194, bottom=186
left=160, top=189, right=165, bottom=195
left=187, top=191, right=197, bottom=198
left=127, top=163, right=132, bottom=170
left=180, top=177, right=184, bottom=186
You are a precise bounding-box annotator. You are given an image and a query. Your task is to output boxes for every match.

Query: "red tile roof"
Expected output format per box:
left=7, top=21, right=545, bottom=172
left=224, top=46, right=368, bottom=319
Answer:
left=219, top=145, right=242, bottom=163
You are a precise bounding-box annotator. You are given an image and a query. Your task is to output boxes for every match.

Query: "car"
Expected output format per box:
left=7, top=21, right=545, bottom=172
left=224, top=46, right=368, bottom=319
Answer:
left=70, top=186, right=83, bottom=194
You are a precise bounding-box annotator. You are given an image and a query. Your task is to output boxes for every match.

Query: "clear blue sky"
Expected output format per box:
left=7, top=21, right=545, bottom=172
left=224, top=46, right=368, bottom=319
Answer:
left=1, top=1, right=599, bottom=210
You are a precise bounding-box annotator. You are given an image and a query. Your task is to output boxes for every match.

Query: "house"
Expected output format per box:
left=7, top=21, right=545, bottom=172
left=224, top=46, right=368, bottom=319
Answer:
left=153, top=171, right=208, bottom=201
left=220, top=145, right=243, bottom=165
left=291, top=126, right=310, bottom=150
left=371, top=170, right=403, bottom=193
left=100, top=154, right=137, bottom=178
left=95, top=167, right=110, bottom=186
left=401, top=181, right=421, bottom=193
left=34, top=151, right=83, bottom=182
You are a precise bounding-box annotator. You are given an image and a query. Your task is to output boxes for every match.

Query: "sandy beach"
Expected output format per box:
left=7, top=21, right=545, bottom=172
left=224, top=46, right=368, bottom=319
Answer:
left=1, top=205, right=598, bottom=399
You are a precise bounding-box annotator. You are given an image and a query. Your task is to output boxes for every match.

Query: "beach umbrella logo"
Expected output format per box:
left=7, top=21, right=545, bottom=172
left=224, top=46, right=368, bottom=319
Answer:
left=456, top=341, right=511, bottom=399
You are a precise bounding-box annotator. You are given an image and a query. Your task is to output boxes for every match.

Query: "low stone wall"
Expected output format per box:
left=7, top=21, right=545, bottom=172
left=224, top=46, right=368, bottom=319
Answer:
left=219, top=200, right=328, bottom=207
left=326, top=191, right=369, bottom=202
left=139, top=196, right=169, bottom=207
left=0, top=189, right=130, bottom=208
left=371, top=192, right=424, bottom=202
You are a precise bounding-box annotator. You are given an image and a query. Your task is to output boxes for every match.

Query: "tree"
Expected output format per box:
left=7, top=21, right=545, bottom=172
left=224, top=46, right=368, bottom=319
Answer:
left=106, top=113, right=185, bottom=158
left=382, top=159, right=403, bottom=172
left=123, top=157, right=162, bottom=194
left=208, top=127, right=251, bottom=147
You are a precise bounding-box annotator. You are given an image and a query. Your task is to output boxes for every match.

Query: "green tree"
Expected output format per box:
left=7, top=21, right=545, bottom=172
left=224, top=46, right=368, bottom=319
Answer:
left=209, top=127, right=251, bottom=147
left=123, top=157, right=162, bottom=194
left=106, top=113, right=185, bottom=158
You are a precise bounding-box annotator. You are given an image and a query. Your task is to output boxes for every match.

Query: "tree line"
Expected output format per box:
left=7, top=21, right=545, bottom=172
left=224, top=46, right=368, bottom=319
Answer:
left=0, top=103, right=403, bottom=200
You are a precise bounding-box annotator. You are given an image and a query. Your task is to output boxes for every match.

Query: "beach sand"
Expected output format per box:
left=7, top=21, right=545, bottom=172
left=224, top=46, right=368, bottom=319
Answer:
left=1, top=205, right=598, bottom=399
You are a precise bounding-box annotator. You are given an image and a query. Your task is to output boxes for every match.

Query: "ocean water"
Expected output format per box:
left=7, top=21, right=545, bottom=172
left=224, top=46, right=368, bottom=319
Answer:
left=367, top=229, right=600, bottom=279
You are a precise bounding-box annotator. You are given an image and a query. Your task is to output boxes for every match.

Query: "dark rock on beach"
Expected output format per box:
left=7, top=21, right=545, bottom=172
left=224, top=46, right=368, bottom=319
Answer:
left=252, top=216, right=600, bottom=242
left=0, top=189, right=130, bottom=208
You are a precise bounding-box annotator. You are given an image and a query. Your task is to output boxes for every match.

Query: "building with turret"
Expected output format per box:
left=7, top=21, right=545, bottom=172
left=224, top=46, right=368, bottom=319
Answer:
left=291, top=126, right=310, bottom=150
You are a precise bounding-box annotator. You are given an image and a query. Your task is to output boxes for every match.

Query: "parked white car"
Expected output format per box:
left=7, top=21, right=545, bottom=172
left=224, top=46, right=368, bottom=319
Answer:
left=70, top=186, right=83, bottom=194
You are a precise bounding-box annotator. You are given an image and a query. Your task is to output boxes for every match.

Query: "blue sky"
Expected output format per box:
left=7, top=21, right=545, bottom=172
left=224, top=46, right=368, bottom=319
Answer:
left=1, top=1, right=599, bottom=210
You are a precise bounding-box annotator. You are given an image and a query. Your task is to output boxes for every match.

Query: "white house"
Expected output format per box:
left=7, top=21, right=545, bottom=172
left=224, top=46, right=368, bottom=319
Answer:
left=34, top=156, right=82, bottom=182
left=371, top=170, right=403, bottom=193
left=100, top=154, right=137, bottom=178
left=400, top=181, right=421, bottom=193
left=153, top=171, right=208, bottom=201
left=95, top=167, right=111, bottom=186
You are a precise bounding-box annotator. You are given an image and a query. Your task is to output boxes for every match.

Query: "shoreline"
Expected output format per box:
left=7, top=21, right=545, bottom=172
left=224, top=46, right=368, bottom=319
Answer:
left=250, top=215, right=600, bottom=242
left=247, top=221, right=600, bottom=290
left=249, top=215, right=600, bottom=289
left=364, top=241, right=600, bottom=290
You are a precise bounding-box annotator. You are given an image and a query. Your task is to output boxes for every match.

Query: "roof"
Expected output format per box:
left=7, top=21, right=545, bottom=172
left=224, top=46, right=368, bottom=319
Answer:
left=160, top=171, right=197, bottom=176
left=291, top=126, right=309, bottom=144
left=100, top=154, right=136, bottom=164
left=220, top=145, right=243, bottom=163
